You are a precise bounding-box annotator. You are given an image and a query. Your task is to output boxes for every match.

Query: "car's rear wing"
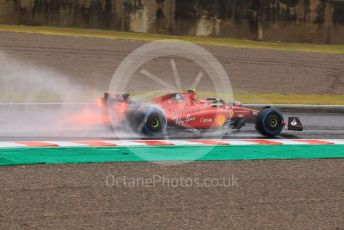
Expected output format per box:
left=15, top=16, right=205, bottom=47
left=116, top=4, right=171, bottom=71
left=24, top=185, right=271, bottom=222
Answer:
left=103, top=93, right=130, bottom=102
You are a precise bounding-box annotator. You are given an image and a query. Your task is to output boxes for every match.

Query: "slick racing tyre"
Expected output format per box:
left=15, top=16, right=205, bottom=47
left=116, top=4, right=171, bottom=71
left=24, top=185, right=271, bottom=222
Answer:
left=128, top=107, right=167, bottom=137
left=255, top=108, right=284, bottom=137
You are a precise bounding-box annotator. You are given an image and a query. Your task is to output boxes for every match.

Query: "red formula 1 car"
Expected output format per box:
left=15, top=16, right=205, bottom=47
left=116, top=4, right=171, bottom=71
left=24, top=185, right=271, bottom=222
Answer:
left=98, top=90, right=303, bottom=137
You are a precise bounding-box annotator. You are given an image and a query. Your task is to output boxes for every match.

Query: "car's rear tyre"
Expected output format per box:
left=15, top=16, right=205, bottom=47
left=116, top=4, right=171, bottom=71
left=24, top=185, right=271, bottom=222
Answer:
left=128, top=107, right=167, bottom=137
left=255, top=109, right=284, bottom=137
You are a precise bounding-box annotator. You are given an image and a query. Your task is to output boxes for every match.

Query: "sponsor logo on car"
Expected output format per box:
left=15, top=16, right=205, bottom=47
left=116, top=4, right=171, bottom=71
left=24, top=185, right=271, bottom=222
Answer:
left=173, top=114, right=195, bottom=126
left=200, top=118, right=213, bottom=123
left=214, top=114, right=226, bottom=126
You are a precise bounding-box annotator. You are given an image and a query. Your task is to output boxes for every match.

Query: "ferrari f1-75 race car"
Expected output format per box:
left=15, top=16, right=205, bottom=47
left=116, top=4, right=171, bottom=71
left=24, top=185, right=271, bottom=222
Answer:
left=98, top=90, right=303, bottom=137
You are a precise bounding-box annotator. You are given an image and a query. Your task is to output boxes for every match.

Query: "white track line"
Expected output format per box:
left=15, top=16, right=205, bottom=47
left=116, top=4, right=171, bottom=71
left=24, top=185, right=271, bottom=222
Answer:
left=101, top=140, right=145, bottom=146
left=274, top=140, right=311, bottom=145
left=43, top=141, right=88, bottom=147
left=322, top=139, right=344, bottom=145
left=167, top=140, right=204, bottom=146
left=0, top=142, right=27, bottom=148
left=220, top=140, right=256, bottom=145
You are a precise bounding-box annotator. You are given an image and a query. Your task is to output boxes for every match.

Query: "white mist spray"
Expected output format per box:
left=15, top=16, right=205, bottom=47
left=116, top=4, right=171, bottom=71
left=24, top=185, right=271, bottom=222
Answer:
left=0, top=52, right=114, bottom=139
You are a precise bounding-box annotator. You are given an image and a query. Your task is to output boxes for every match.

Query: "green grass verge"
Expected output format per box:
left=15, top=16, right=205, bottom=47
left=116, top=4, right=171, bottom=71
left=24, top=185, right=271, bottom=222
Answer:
left=1, top=25, right=344, bottom=54
left=235, top=93, right=344, bottom=105
left=0, top=145, right=344, bottom=166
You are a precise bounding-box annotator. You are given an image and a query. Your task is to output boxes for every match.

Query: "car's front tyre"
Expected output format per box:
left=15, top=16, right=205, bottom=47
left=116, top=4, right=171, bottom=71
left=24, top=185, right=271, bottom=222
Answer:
left=255, top=108, right=284, bottom=137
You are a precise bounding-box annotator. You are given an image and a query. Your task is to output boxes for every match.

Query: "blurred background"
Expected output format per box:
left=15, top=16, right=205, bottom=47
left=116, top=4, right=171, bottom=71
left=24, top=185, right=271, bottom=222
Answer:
left=0, top=0, right=343, bottom=44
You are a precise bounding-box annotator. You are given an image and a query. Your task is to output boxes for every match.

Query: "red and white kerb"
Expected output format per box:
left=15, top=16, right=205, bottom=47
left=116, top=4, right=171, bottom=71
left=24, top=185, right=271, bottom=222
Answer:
left=0, top=139, right=343, bottom=148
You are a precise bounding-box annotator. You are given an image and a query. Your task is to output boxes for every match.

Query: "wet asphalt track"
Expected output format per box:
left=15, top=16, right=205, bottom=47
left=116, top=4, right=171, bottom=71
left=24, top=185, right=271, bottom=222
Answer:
left=0, top=103, right=343, bottom=141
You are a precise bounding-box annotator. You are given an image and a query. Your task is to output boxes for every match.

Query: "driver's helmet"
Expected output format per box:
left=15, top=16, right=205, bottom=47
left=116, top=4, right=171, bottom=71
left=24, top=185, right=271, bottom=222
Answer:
left=187, top=89, right=197, bottom=101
